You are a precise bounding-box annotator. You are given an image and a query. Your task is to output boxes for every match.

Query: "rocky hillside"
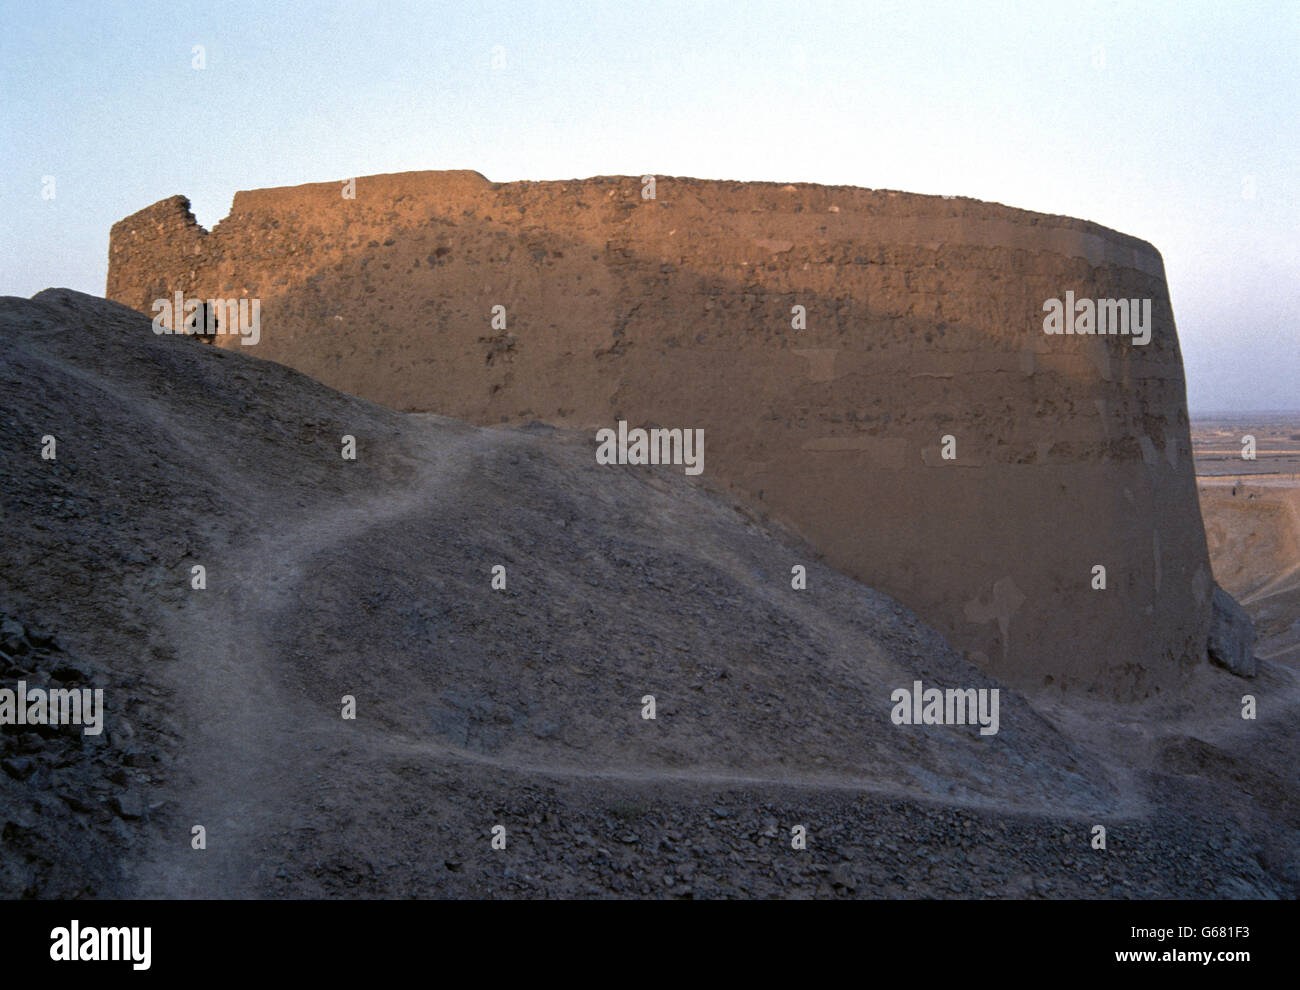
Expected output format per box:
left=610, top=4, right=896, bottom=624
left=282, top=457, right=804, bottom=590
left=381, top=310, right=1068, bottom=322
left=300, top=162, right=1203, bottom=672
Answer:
left=1, top=290, right=1295, bottom=898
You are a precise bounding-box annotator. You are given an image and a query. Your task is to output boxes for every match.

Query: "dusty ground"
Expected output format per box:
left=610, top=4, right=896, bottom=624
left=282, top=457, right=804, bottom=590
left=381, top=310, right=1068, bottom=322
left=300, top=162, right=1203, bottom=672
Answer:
left=1, top=290, right=1296, bottom=898
left=1194, top=415, right=1300, bottom=664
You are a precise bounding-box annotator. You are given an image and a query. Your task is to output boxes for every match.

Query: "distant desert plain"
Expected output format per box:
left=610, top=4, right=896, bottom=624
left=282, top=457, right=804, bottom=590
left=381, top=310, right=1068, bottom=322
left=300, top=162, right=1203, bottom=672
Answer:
left=1195, top=414, right=1300, bottom=666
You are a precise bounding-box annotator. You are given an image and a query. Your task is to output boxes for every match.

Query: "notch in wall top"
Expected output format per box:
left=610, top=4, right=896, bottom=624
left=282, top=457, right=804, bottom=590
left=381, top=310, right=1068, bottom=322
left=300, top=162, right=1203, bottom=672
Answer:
left=109, top=195, right=208, bottom=238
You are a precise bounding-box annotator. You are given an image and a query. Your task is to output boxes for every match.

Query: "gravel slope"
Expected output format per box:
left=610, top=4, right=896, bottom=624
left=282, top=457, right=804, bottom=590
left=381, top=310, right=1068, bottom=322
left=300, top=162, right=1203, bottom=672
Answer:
left=1, top=289, right=1295, bottom=898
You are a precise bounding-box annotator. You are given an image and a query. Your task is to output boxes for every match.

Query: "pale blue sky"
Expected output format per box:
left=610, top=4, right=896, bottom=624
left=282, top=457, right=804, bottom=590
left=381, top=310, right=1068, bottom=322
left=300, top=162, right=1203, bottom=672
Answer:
left=1, top=0, right=1295, bottom=411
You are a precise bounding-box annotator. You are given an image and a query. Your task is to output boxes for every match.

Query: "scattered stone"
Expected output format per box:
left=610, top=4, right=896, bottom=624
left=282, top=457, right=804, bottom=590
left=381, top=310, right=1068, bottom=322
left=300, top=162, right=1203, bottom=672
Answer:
left=1, top=757, right=35, bottom=781
left=110, top=792, right=145, bottom=820
left=1208, top=585, right=1257, bottom=677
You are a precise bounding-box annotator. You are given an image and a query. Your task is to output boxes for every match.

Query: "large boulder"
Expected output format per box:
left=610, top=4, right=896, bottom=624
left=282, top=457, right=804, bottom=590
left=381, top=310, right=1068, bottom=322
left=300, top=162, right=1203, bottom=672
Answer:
left=1207, top=585, right=1256, bottom=677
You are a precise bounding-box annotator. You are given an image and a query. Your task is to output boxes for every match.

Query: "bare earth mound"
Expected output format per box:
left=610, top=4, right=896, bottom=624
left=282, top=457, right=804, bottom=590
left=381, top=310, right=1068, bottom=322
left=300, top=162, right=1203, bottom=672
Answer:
left=1199, top=484, right=1300, bottom=663
left=1, top=290, right=1296, bottom=898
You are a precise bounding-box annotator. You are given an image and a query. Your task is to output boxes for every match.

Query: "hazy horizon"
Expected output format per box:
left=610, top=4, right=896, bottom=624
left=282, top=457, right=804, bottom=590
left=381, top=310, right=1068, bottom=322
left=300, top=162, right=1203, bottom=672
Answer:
left=1, top=0, right=1295, bottom=413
